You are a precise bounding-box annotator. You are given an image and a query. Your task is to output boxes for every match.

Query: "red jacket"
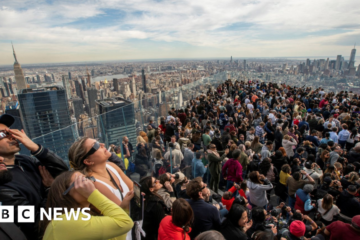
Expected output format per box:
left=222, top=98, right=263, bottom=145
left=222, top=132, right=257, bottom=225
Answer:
left=158, top=215, right=191, bottom=240
left=221, top=186, right=237, bottom=211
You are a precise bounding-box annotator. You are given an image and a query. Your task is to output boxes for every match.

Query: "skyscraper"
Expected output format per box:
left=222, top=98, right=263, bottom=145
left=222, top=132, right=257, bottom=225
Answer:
left=72, top=97, right=84, bottom=119
left=335, top=55, right=342, bottom=71
left=142, top=69, right=147, bottom=93
left=96, top=97, right=137, bottom=148
left=243, top=60, right=247, bottom=70
left=230, top=56, right=233, bottom=63
left=349, top=45, right=356, bottom=69
left=87, top=87, right=98, bottom=116
left=131, top=76, right=136, bottom=96
left=62, top=75, right=71, bottom=99
left=12, top=44, right=26, bottom=91
left=68, top=71, right=72, bottom=80
left=74, top=80, right=82, bottom=98
left=113, top=78, right=119, bottom=93
left=18, top=86, right=75, bottom=164
left=86, top=68, right=91, bottom=87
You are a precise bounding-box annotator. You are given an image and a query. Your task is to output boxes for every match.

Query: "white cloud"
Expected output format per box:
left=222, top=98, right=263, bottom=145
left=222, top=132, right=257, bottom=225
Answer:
left=1, top=0, right=360, bottom=64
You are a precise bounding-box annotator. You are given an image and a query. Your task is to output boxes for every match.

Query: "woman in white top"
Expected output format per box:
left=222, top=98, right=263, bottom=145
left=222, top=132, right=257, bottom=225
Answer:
left=69, top=137, right=135, bottom=240
left=282, top=135, right=298, bottom=157
left=317, top=194, right=340, bottom=225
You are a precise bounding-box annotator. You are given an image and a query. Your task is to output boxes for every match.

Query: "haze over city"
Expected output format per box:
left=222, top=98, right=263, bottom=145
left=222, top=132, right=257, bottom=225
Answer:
left=1, top=0, right=360, bottom=64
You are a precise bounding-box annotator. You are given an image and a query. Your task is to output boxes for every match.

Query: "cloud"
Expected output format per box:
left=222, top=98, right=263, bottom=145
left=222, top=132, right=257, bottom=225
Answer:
left=1, top=0, right=360, bottom=64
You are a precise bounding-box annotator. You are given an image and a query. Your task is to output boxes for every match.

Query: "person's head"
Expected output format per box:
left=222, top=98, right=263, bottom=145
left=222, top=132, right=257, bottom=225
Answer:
left=350, top=215, right=360, bottom=233
left=293, top=172, right=301, bottom=181
left=0, top=114, right=19, bottom=158
left=155, top=150, right=162, bottom=160
left=322, top=194, right=334, bottom=210
left=195, top=230, right=225, bottom=240
left=159, top=173, right=175, bottom=185
left=251, top=207, right=266, bottom=224
left=140, top=176, right=162, bottom=196
left=348, top=172, right=360, bottom=183
left=321, top=150, right=330, bottom=160
left=172, top=198, right=193, bottom=233
left=122, top=136, right=129, bottom=143
left=249, top=171, right=262, bottom=184
left=281, top=164, right=291, bottom=174
left=303, top=184, right=314, bottom=194
left=325, top=132, right=330, bottom=139
left=171, top=135, right=176, bottom=143
left=186, top=177, right=207, bottom=200
left=209, top=144, right=217, bottom=151
left=283, top=134, right=290, bottom=140
left=239, top=134, right=245, bottom=141
left=289, top=220, right=306, bottom=238
left=68, top=137, right=111, bottom=172
left=227, top=204, right=249, bottom=229
left=232, top=149, right=241, bottom=160
left=266, top=140, right=273, bottom=148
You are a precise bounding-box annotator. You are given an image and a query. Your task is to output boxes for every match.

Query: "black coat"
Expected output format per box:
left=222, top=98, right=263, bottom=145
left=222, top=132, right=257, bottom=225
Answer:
left=346, top=149, right=360, bottom=164
left=0, top=145, right=68, bottom=240
left=142, top=194, right=169, bottom=240
left=336, top=190, right=360, bottom=218
left=220, top=218, right=247, bottom=240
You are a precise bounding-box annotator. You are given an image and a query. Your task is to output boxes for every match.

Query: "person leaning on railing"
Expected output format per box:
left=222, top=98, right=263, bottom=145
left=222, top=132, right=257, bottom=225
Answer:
left=41, top=171, right=133, bottom=240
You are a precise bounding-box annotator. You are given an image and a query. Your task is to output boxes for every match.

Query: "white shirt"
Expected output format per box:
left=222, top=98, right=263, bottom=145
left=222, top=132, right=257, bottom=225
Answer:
left=317, top=199, right=340, bottom=221
left=247, top=103, right=254, bottom=113
left=245, top=98, right=250, bottom=105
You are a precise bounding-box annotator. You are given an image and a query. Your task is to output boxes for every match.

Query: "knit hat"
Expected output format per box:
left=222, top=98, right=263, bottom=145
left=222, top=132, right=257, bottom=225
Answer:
left=289, top=220, right=306, bottom=237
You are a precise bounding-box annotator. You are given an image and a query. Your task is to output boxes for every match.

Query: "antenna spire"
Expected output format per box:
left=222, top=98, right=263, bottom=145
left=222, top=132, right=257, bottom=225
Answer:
left=12, top=42, right=18, bottom=64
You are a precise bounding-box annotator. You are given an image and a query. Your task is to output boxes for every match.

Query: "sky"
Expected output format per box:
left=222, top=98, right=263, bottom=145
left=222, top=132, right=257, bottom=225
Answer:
left=1, top=0, right=360, bottom=65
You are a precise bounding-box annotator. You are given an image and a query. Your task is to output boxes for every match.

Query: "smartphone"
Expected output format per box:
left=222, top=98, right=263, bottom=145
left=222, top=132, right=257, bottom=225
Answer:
left=130, top=181, right=143, bottom=221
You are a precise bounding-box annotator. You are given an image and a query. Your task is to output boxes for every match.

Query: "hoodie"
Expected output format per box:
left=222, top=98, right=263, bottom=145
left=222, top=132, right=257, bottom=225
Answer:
left=247, top=179, right=273, bottom=207
left=222, top=158, right=243, bottom=182
left=158, top=215, right=191, bottom=240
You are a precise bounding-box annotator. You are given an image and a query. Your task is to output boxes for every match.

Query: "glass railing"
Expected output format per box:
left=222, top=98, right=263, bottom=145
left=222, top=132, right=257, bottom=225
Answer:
left=16, top=71, right=230, bottom=165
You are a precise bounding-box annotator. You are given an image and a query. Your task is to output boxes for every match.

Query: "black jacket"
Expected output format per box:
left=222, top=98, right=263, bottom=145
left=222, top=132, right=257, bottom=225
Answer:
left=220, top=218, right=247, bottom=240
left=336, top=190, right=360, bottom=218
left=0, top=145, right=68, bottom=240
left=142, top=194, right=168, bottom=240
left=346, top=149, right=360, bottom=164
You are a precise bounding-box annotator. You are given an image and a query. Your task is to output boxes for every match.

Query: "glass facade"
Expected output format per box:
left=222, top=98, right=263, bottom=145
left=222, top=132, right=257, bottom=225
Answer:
left=18, top=86, right=76, bottom=164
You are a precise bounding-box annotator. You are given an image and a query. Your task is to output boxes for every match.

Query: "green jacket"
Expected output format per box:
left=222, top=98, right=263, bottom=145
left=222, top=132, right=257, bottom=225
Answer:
left=208, top=151, right=227, bottom=174
left=239, top=152, right=250, bottom=171
left=202, top=134, right=212, bottom=147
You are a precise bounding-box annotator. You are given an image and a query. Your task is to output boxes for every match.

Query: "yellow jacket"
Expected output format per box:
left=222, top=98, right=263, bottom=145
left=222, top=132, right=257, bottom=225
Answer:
left=116, top=153, right=129, bottom=170
left=43, top=190, right=134, bottom=240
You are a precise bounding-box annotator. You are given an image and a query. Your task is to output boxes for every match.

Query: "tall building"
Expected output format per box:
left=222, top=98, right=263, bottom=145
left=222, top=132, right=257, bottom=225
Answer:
left=349, top=45, right=356, bottom=69
left=68, top=71, right=72, bottom=80
left=72, top=97, right=84, bottom=119
left=96, top=97, right=137, bottom=148
left=74, top=80, right=82, bottom=98
left=131, top=76, right=136, bottom=96
left=91, top=69, right=95, bottom=77
left=113, top=78, right=119, bottom=93
left=86, top=68, right=91, bottom=87
left=12, top=44, right=26, bottom=91
left=243, top=60, right=247, bottom=70
left=62, top=75, right=71, bottom=99
left=3, top=82, right=10, bottom=96
left=36, top=75, right=41, bottom=83
left=335, top=55, right=342, bottom=71
left=81, top=78, right=87, bottom=91
left=18, top=86, right=75, bottom=164
left=142, top=69, right=147, bottom=93
left=51, top=73, right=55, bottom=82
left=87, top=87, right=98, bottom=116
left=230, top=56, right=233, bottom=63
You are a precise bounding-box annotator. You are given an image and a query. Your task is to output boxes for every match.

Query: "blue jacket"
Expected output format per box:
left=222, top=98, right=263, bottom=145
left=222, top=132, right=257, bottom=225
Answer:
left=194, top=159, right=206, bottom=178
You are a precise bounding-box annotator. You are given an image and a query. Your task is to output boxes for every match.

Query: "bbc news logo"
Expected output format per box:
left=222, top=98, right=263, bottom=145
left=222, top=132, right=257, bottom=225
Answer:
left=0, top=206, right=91, bottom=223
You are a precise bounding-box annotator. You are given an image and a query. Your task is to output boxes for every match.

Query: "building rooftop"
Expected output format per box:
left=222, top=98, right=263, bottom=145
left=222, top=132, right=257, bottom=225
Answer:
left=19, top=86, right=64, bottom=94
left=95, top=97, right=132, bottom=107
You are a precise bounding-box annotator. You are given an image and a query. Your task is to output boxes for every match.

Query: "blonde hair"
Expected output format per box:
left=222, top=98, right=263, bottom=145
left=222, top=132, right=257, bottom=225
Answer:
left=137, top=136, right=146, bottom=145
left=283, top=134, right=290, bottom=140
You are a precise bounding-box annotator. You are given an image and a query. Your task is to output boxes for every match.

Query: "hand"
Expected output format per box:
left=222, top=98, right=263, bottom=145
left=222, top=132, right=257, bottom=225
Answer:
left=312, top=203, right=316, bottom=207
left=244, top=219, right=253, bottom=231
left=38, top=166, right=54, bottom=187
left=120, top=190, right=134, bottom=209
left=8, top=129, right=39, bottom=152
left=74, top=175, right=96, bottom=199
left=271, top=225, right=277, bottom=235
left=164, top=181, right=173, bottom=192
left=259, top=174, right=266, bottom=180
left=300, top=170, right=306, bottom=175
left=278, top=202, right=285, bottom=209
left=225, top=149, right=229, bottom=155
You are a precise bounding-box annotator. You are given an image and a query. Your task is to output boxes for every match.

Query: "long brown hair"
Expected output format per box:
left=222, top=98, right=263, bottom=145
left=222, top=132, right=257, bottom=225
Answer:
left=320, top=150, right=330, bottom=162
left=251, top=136, right=260, bottom=149
left=40, top=171, right=83, bottom=235
left=172, top=198, right=193, bottom=240
left=322, top=194, right=333, bottom=211
left=68, top=137, right=90, bottom=171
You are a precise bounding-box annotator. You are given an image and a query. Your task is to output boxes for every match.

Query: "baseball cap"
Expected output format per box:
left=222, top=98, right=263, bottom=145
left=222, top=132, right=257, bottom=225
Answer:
left=289, top=220, right=306, bottom=237
left=0, top=114, right=15, bottom=128
left=323, top=176, right=332, bottom=185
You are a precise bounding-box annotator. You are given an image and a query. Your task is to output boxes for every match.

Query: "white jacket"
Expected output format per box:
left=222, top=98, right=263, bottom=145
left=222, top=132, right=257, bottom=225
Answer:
left=282, top=139, right=297, bottom=157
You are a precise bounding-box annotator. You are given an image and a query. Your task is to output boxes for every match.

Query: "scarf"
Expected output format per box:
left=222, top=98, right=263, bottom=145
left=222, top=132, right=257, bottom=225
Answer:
left=207, top=149, right=220, bottom=158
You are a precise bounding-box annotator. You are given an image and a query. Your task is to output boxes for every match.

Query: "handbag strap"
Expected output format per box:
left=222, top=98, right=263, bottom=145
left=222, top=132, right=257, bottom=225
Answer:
left=322, top=205, right=333, bottom=217
left=106, top=168, right=124, bottom=201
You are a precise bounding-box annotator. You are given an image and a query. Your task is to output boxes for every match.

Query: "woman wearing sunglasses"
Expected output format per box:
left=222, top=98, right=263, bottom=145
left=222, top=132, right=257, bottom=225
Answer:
left=69, top=137, right=135, bottom=240
left=42, top=171, right=133, bottom=240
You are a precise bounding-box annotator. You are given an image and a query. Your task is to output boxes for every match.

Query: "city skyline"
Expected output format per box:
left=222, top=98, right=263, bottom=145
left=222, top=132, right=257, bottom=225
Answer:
left=1, top=0, right=360, bottom=64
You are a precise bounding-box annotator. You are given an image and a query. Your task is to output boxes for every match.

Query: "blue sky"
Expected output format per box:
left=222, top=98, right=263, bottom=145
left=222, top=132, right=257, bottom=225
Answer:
left=0, top=0, right=359, bottom=64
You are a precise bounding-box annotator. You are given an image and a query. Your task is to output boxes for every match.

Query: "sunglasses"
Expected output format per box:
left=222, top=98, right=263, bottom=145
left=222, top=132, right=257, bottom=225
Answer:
left=0, top=130, right=10, bottom=140
left=81, top=141, right=100, bottom=162
left=63, top=176, right=96, bottom=195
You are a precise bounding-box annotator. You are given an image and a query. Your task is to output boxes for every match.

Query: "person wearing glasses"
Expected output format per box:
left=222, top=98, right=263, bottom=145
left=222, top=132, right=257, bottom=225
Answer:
left=186, top=177, right=221, bottom=239
left=68, top=137, right=135, bottom=240
left=139, top=176, right=168, bottom=240
left=42, top=171, right=134, bottom=240
left=0, top=114, right=68, bottom=240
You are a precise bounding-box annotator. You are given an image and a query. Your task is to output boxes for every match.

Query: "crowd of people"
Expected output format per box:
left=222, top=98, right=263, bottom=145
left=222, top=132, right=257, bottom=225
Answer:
left=1, top=79, right=360, bottom=240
